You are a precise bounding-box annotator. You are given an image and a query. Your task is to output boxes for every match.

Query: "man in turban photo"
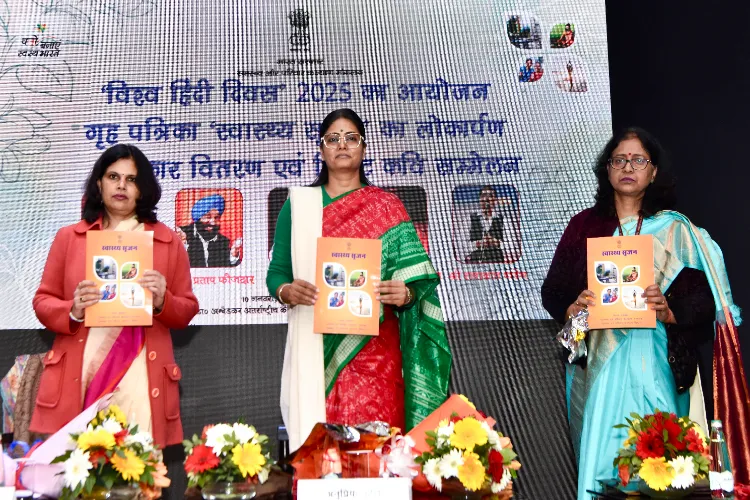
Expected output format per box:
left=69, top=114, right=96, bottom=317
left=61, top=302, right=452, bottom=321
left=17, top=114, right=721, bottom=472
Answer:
left=178, top=193, right=241, bottom=267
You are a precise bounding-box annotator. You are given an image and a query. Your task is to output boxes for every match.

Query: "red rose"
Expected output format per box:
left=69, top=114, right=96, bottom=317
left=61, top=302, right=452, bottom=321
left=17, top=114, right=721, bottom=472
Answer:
left=450, top=415, right=462, bottom=424
left=185, top=444, right=220, bottom=474
left=635, top=429, right=665, bottom=460
left=488, top=449, right=505, bottom=483
left=685, top=428, right=706, bottom=454
left=618, top=464, right=631, bottom=487
left=662, top=418, right=686, bottom=452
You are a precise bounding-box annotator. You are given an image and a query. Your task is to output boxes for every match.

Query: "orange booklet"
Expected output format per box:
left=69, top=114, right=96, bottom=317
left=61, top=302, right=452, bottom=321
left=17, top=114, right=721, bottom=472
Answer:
left=313, top=237, right=382, bottom=336
left=586, top=234, right=655, bottom=329
left=85, top=231, right=154, bottom=327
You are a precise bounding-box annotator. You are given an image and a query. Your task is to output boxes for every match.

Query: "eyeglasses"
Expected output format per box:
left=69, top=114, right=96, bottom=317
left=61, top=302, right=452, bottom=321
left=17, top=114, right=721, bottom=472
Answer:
left=608, top=157, right=653, bottom=170
left=321, top=133, right=363, bottom=149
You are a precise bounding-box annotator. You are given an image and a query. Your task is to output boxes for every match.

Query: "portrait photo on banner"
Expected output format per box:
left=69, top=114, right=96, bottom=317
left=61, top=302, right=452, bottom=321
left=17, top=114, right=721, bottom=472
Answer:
left=451, top=184, right=521, bottom=265
left=266, top=185, right=430, bottom=257
left=175, top=188, right=244, bottom=268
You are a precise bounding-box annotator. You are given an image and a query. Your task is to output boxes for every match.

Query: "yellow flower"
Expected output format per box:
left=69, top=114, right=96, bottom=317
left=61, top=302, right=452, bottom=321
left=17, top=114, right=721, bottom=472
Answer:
left=231, top=443, right=266, bottom=478
left=450, top=417, right=488, bottom=450
left=623, top=427, right=638, bottom=447
left=110, top=449, right=145, bottom=482
left=458, top=395, right=476, bottom=409
left=639, top=457, right=675, bottom=491
left=573, top=329, right=586, bottom=341
left=77, top=428, right=116, bottom=450
left=457, top=451, right=485, bottom=491
left=107, top=405, right=128, bottom=427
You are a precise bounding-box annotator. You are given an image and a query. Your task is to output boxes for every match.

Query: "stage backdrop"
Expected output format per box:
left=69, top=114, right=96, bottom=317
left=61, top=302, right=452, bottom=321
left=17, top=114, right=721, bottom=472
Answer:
left=0, top=1, right=611, bottom=498
left=0, top=0, right=611, bottom=328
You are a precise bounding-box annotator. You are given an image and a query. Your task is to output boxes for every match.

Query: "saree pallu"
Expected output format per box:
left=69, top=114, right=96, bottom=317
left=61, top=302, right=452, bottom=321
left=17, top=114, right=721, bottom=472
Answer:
left=321, top=186, right=452, bottom=431
left=568, top=211, right=747, bottom=499
left=81, top=217, right=152, bottom=433
left=281, top=186, right=452, bottom=450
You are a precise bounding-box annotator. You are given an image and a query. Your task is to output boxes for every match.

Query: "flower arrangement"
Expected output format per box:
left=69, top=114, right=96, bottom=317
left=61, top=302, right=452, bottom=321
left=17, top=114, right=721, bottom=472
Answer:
left=51, top=404, right=169, bottom=500
left=414, top=402, right=521, bottom=496
left=614, top=410, right=710, bottom=492
left=183, top=422, right=274, bottom=489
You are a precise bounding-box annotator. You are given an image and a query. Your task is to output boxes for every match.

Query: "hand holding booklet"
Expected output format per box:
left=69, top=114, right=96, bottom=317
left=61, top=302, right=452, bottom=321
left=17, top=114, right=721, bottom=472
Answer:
left=85, top=231, right=154, bottom=327
left=313, top=237, right=382, bottom=336
left=586, top=234, right=655, bottom=329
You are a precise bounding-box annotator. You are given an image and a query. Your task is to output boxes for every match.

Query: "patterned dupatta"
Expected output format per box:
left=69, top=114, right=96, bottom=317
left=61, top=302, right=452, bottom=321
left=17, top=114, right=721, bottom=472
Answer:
left=320, top=186, right=451, bottom=430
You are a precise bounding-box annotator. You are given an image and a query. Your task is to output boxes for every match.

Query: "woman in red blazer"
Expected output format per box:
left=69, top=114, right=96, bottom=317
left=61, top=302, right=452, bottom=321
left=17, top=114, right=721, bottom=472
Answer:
left=30, top=144, right=198, bottom=447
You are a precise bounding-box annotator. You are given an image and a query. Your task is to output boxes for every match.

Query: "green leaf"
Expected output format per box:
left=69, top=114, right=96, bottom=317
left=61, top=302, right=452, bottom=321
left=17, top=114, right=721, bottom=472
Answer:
left=613, top=424, right=629, bottom=429
left=500, top=448, right=517, bottom=462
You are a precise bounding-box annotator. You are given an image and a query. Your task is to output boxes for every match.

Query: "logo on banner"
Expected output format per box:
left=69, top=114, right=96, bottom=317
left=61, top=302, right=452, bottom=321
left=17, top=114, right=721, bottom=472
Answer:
left=18, top=23, right=61, bottom=58
left=288, top=8, right=311, bottom=52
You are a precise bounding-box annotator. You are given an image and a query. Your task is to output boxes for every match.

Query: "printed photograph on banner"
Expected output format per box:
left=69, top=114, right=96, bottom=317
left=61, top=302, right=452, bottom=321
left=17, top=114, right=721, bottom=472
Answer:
left=381, top=186, right=429, bottom=253
left=175, top=188, right=243, bottom=268
left=518, top=56, right=544, bottom=83
left=451, top=184, right=521, bottom=264
left=550, top=22, right=576, bottom=48
left=552, top=56, right=588, bottom=93
left=505, top=13, right=542, bottom=49
left=267, top=186, right=429, bottom=257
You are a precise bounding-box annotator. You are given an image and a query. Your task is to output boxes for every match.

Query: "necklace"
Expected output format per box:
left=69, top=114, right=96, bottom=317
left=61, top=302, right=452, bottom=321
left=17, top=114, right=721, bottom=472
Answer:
left=617, top=214, right=644, bottom=236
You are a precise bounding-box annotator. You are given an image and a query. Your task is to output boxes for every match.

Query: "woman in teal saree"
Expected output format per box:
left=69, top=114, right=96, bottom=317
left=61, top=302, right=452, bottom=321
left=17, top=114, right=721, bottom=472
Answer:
left=542, top=128, right=749, bottom=498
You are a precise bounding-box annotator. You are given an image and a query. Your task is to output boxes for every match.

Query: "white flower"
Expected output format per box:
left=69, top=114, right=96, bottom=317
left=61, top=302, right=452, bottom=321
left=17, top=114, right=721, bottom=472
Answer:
left=491, top=467, right=512, bottom=492
left=205, top=423, right=233, bottom=455
left=124, top=431, right=154, bottom=453
left=436, top=421, right=454, bottom=448
left=232, top=423, right=256, bottom=445
left=63, top=448, right=93, bottom=490
left=100, top=417, right=122, bottom=435
left=423, top=457, right=443, bottom=491
left=257, top=465, right=270, bottom=484
left=481, top=422, right=501, bottom=450
left=669, top=456, right=695, bottom=489
left=438, top=449, right=464, bottom=479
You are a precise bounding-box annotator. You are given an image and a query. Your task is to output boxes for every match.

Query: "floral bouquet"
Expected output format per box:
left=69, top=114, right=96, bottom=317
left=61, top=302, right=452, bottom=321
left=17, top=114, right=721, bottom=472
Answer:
left=51, top=404, right=169, bottom=500
left=414, top=408, right=521, bottom=496
left=183, top=422, right=274, bottom=489
left=613, top=410, right=710, bottom=492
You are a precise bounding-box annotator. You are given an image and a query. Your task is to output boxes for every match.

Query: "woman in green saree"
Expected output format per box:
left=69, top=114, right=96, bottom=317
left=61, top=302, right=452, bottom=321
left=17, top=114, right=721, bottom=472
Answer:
left=266, top=109, right=452, bottom=450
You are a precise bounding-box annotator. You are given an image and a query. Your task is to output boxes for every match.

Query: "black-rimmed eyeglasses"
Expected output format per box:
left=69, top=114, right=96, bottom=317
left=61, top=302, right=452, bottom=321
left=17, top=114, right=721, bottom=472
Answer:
left=608, top=157, right=653, bottom=170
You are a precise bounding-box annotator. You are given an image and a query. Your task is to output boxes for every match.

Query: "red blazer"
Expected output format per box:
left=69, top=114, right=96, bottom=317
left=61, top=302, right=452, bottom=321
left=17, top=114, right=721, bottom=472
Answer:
left=30, top=218, right=199, bottom=447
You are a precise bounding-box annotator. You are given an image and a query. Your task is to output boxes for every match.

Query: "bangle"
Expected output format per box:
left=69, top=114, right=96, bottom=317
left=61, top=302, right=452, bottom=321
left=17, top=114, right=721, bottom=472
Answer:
left=277, top=283, right=291, bottom=305
left=69, top=310, right=84, bottom=323
left=404, top=286, right=414, bottom=305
